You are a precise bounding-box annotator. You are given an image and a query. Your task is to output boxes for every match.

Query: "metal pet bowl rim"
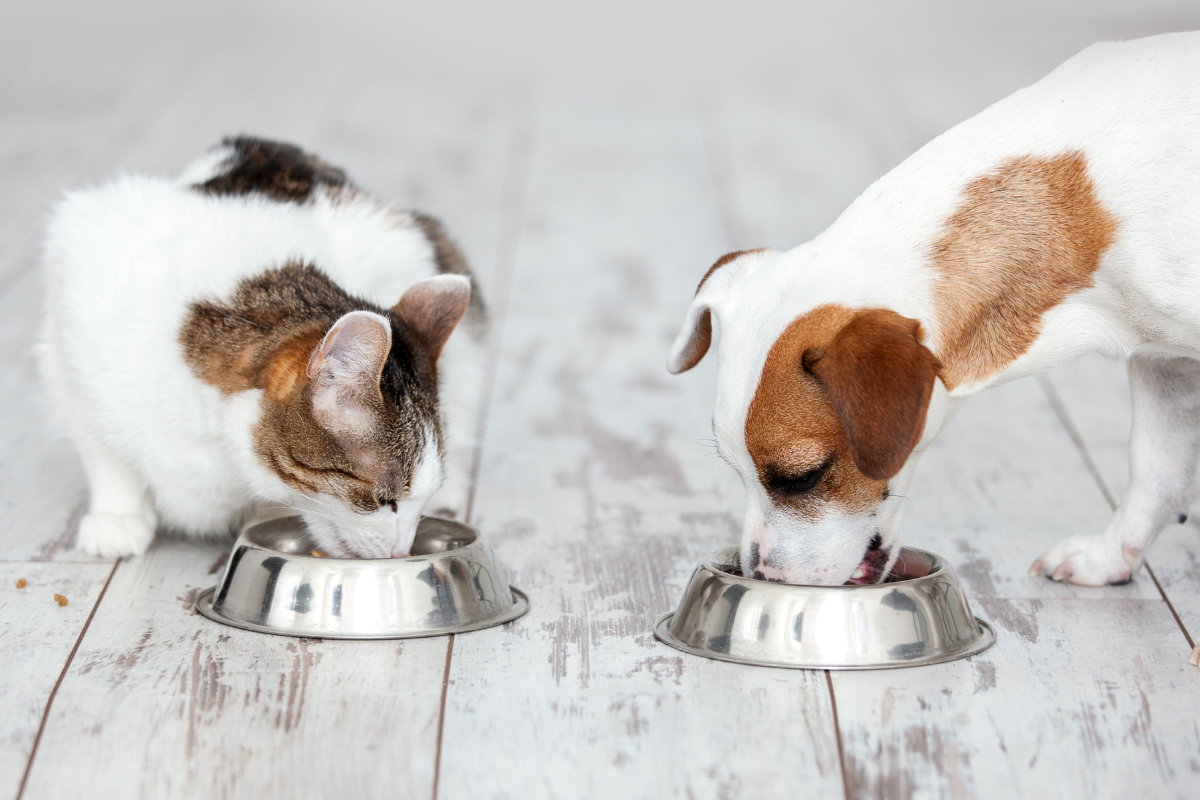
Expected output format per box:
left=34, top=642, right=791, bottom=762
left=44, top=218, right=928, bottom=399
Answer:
left=195, top=511, right=529, bottom=640
left=653, top=544, right=996, bottom=671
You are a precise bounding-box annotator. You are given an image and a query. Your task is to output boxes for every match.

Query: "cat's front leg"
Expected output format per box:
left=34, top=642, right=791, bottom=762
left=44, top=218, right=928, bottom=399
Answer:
left=75, top=437, right=157, bottom=558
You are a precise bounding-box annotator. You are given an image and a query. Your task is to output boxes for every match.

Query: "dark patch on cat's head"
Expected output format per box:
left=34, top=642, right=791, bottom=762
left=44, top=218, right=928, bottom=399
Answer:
left=194, top=137, right=348, bottom=203
left=412, top=211, right=487, bottom=335
left=180, top=262, right=470, bottom=515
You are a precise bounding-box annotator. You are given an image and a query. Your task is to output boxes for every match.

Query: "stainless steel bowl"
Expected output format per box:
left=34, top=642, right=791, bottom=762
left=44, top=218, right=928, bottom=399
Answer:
left=197, top=510, right=528, bottom=639
left=655, top=546, right=994, bottom=670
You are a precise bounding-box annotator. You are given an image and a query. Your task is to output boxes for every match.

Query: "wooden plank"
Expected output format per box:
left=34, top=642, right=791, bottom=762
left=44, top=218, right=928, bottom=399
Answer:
left=20, top=539, right=449, bottom=799
left=325, top=76, right=520, bottom=301
left=0, top=562, right=112, bottom=799
left=437, top=93, right=844, bottom=799
left=835, top=599, right=1200, bottom=799
left=824, top=376, right=1196, bottom=797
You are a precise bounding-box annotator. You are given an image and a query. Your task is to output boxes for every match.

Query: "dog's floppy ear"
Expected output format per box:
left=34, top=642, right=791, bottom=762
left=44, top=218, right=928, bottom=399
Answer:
left=667, top=250, right=767, bottom=374
left=804, top=309, right=941, bottom=480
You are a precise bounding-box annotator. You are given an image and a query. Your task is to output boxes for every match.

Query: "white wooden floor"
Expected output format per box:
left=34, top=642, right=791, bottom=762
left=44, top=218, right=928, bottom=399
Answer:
left=3, top=2, right=1200, bottom=798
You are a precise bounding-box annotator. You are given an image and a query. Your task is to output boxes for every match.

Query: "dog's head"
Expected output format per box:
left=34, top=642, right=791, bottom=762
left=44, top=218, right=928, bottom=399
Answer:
left=668, top=249, right=944, bottom=585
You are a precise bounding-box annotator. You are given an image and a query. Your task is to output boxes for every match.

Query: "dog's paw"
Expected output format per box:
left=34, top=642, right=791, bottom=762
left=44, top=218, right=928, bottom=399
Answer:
left=1029, top=534, right=1133, bottom=585
left=77, top=512, right=156, bottom=558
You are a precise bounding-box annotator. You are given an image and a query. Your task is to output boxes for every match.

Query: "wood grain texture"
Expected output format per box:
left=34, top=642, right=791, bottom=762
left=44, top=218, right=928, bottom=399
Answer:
left=1043, top=355, right=1200, bottom=647
left=0, top=562, right=112, bottom=799
left=436, top=94, right=844, bottom=799
left=328, top=78, right=519, bottom=301
left=835, top=599, right=1200, bottom=800
left=21, top=539, right=449, bottom=800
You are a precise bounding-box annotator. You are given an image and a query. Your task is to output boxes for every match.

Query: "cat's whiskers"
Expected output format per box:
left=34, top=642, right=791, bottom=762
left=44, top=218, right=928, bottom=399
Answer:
left=276, top=491, right=343, bottom=526
left=277, top=482, right=367, bottom=527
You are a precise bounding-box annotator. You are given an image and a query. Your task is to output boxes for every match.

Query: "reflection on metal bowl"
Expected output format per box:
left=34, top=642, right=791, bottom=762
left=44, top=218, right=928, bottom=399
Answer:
left=655, top=546, right=994, bottom=670
left=197, top=509, right=528, bottom=639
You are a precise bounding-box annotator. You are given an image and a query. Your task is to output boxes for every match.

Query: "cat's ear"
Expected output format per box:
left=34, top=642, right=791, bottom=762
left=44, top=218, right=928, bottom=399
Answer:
left=390, top=275, right=471, bottom=361
left=306, top=310, right=392, bottom=435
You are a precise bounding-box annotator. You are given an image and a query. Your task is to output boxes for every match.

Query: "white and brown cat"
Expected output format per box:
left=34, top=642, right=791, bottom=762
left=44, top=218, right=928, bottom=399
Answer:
left=39, top=137, right=485, bottom=558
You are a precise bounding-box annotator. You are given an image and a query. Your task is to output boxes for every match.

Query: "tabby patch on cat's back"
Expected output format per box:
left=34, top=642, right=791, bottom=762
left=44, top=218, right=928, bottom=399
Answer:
left=194, top=136, right=348, bottom=202
left=39, top=135, right=487, bottom=561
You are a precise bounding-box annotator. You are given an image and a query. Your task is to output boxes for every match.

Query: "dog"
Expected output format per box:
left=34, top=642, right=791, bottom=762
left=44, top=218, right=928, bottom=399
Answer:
left=667, top=31, right=1200, bottom=666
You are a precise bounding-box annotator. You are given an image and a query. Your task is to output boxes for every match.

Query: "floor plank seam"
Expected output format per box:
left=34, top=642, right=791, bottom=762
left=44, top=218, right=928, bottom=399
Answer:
left=824, top=671, right=852, bottom=800
left=431, top=634, right=456, bottom=800
left=16, top=559, right=119, bottom=800
left=30, top=500, right=85, bottom=562
left=464, top=92, right=537, bottom=522
left=1145, top=564, right=1196, bottom=648
left=1038, top=373, right=1197, bottom=646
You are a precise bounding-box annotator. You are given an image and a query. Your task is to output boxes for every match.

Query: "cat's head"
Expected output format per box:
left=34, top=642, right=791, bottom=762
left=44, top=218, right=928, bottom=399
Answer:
left=250, top=274, right=472, bottom=558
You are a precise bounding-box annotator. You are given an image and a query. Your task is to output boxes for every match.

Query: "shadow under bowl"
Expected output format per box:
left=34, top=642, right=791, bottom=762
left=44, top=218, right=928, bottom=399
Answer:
left=655, top=546, right=994, bottom=670
left=197, top=509, right=528, bottom=639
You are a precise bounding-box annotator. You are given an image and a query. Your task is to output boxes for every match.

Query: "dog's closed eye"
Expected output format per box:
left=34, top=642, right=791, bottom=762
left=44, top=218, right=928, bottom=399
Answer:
left=764, top=459, right=831, bottom=497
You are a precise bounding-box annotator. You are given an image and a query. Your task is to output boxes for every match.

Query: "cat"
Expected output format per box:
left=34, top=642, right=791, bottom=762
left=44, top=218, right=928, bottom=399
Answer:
left=38, top=136, right=486, bottom=559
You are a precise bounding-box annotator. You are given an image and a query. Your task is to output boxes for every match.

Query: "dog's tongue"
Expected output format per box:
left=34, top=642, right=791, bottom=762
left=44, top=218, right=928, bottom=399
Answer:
left=847, top=537, right=889, bottom=585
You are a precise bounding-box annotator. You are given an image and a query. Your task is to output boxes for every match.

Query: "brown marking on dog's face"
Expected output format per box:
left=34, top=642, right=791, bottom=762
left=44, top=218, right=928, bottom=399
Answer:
left=931, top=150, right=1117, bottom=389
left=180, top=262, right=453, bottom=514
left=745, top=305, right=941, bottom=515
left=745, top=305, right=884, bottom=518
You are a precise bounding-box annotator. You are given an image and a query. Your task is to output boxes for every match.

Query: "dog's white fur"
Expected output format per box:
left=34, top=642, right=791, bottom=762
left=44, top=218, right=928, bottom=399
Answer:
left=670, top=32, right=1200, bottom=664
left=39, top=158, right=483, bottom=559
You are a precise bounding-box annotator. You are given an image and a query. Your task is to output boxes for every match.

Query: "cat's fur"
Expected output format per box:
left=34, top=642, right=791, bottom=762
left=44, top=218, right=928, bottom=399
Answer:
left=39, top=137, right=485, bottom=558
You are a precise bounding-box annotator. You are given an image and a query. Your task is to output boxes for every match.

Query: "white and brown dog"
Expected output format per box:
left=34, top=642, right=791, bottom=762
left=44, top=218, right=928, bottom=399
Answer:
left=668, top=32, right=1200, bottom=665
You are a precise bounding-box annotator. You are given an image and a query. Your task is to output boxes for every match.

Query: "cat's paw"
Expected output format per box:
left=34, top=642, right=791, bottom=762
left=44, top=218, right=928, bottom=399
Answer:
left=77, top=513, right=156, bottom=558
left=427, top=479, right=468, bottom=520
left=1028, top=534, right=1132, bottom=585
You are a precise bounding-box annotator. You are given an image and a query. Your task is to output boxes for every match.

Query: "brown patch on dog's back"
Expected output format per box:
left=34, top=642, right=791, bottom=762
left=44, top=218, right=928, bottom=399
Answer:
left=931, top=151, right=1117, bottom=389
left=195, top=137, right=348, bottom=203
left=180, top=262, right=439, bottom=511
left=745, top=305, right=886, bottom=517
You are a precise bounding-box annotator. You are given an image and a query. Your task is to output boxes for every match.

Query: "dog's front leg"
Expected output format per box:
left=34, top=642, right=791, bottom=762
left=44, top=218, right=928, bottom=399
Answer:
left=1032, top=355, right=1200, bottom=586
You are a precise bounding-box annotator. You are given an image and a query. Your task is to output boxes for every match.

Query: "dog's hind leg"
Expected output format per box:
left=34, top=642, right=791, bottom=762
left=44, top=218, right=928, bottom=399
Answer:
left=1032, top=355, right=1200, bottom=586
